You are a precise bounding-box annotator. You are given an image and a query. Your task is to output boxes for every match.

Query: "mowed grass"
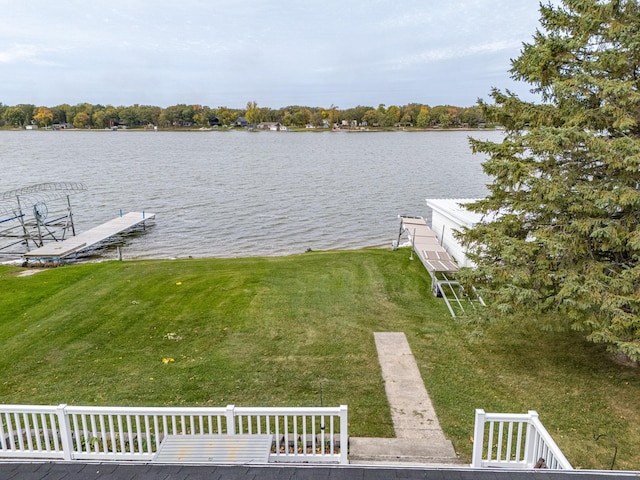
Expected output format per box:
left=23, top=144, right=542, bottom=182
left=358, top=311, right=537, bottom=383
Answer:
left=1, top=249, right=639, bottom=470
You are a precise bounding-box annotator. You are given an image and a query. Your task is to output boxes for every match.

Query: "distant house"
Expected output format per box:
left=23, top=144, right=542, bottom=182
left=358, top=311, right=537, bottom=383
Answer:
left=209, top=116, right=221, bottom=127
left=257, top=121, right=278, bottom=130
left=257, top=122, right=288, bottom=131
left=234, top=117, right=249, bottom=128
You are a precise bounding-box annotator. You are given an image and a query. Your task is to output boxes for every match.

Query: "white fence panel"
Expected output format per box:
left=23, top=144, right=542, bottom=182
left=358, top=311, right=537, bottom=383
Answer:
left=471, top=409, right=572, bottom=470
left=64, top=405, right=230, bottom=461
left=0, top=404, right=348, bottom=464
left=235, top=406, right=348, bottom=464
left=0, top=405, right=64, bottom=459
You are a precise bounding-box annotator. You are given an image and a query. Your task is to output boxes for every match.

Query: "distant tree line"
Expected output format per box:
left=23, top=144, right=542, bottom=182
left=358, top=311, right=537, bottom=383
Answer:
left=0, top=101, right=487, bottom=129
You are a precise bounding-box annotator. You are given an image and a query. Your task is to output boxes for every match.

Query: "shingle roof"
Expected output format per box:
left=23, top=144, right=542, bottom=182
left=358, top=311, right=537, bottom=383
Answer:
left=0, top=463, right=636, bottom=480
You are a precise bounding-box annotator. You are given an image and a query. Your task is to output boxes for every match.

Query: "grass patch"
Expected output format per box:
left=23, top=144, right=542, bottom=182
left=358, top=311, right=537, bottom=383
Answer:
left=1, top=250, right=639, bottom=469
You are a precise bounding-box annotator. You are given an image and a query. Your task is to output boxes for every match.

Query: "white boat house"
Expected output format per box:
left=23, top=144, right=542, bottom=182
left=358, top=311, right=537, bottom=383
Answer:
left=425, top=198, right=483, bottom=268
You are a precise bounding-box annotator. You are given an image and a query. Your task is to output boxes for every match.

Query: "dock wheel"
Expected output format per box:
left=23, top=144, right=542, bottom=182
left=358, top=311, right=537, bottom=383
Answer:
left=33, top=201, right=48, bottom=221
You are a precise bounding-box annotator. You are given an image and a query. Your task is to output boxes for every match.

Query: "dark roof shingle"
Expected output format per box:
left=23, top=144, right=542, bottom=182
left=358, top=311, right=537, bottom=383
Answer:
left=0, top=463, right=636, bottom=480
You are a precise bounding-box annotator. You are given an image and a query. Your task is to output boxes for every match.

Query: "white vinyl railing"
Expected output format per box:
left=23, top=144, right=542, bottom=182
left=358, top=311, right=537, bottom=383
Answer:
left=0, top=404, right=348, bottom=464
left=471, top=409, right=572, bottom=470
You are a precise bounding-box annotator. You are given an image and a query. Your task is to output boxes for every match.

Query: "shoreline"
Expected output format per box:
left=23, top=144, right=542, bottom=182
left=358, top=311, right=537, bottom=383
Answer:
left=1, top=126, right=501, bottom=133
left=2, top=243, right=395, bottom=268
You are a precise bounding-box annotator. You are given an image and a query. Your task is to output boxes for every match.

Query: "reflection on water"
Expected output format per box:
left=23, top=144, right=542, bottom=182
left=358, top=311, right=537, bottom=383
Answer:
left=0, top=129, right=501, bottom=259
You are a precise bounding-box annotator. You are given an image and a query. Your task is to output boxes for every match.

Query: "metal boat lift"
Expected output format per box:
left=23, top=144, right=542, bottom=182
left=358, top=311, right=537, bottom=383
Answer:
left=396, top=215, right=484, bottom=317
left=0, top=182, right=86, bottom=256
left=1, top=182, right=154, bottom=265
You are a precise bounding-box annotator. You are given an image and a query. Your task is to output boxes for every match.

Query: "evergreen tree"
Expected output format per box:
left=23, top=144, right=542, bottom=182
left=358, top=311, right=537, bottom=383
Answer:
left=459, top=0, right=640, bottom=361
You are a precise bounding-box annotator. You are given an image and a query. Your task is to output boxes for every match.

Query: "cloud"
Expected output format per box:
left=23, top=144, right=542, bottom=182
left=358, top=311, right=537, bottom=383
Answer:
left=0, top=44, right=40, bottom=63
left=0, top=0, right=545, bottom=107
left=389, top=39, right=521, bottom=70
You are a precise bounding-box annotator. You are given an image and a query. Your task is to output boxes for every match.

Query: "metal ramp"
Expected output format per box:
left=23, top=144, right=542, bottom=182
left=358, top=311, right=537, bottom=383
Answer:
left=396, top=215, right=484, bottom=317
left=432, top=272, right=485, bottom=317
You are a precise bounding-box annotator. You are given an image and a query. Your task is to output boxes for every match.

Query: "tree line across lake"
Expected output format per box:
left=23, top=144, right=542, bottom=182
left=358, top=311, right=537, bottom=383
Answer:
left=0, top=101, right=486, bottom=130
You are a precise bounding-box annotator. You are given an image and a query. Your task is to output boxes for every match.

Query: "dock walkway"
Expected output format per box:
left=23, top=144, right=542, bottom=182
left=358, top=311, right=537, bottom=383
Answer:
left=23, top=211, right=154, bottom=263
left=397, top=216, right=458, bottom=275
left=396, top=215, right=483, bottom=317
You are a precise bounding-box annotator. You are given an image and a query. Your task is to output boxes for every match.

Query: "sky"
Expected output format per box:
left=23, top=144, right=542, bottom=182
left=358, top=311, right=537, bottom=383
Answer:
left=0, top=1, right=547, bottom=109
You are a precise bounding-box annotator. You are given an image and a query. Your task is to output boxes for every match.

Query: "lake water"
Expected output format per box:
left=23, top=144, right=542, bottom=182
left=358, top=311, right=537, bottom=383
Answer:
left=0, top=129, right=501, bottom=259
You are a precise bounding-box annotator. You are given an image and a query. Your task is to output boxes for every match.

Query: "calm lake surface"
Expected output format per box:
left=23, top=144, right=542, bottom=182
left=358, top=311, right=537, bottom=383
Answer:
left=0, top=129, right=501, bottom=259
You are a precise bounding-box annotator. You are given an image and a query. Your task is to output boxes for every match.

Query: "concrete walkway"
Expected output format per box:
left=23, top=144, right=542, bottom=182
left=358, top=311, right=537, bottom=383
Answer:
left=349, top=332, right=459, bottom=465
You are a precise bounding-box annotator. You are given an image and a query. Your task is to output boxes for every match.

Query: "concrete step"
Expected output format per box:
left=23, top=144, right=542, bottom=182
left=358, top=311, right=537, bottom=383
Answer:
left=349, top=437, right=460, bottom=465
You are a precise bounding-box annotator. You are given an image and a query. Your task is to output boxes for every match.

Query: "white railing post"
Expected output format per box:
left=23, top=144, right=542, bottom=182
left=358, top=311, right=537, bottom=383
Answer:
left=528, top=411, right=573, bottom=470
left=225, top=405, right=236, bottom=434
left=524, top=410, right=538, bottom=467
left=56, top=404, right=73, bottom=461
left=339, top=405, right=348, bottom=464
left=471, top=409, right=485, bottom=467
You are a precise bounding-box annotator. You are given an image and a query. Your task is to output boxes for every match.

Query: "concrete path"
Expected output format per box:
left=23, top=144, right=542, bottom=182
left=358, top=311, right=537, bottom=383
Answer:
left=349, top=332, right=459, bottom=465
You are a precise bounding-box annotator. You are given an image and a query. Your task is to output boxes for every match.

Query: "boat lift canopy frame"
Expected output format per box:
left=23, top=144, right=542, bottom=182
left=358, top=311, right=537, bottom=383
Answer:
left=0, top=182, right=87, bottom=256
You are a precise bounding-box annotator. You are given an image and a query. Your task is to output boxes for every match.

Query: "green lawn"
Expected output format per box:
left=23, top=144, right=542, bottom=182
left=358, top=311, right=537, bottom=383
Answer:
left=1, top=249, right=639, bottom=470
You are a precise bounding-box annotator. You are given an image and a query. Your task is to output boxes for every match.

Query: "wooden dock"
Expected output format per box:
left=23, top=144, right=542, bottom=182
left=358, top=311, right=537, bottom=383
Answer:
left=23, top=211, right=155, bottom=262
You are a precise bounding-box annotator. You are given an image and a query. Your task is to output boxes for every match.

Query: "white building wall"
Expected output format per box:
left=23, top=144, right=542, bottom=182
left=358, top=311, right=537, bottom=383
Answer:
left=426, top=199, right=483, bottom=268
